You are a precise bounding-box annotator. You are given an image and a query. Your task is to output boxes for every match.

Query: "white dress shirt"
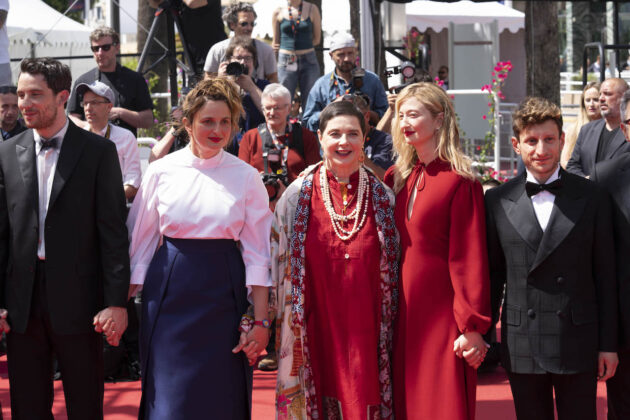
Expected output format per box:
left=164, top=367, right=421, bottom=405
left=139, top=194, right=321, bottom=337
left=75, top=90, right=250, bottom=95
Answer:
left=34, top=119, right=69, bottom=259
left=526, top=166, right=561, bottom=232
left=97, top=123, right=142, bottom=188
left=127, top=147, right=272, bottom=293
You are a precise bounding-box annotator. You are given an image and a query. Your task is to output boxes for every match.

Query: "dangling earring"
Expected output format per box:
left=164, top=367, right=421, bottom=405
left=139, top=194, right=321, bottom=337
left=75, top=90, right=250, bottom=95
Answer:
left=359, top=149, right=365, bottom=164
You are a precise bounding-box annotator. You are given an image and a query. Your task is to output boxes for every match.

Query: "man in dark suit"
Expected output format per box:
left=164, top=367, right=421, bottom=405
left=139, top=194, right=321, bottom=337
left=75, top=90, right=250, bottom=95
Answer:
left=486, top=97, right=618, bottom=420
left=567, top=77, right=630, bottom=177
left=591, top=90, right=630, bottom=420
left=0, top=58, right=130, bottom=419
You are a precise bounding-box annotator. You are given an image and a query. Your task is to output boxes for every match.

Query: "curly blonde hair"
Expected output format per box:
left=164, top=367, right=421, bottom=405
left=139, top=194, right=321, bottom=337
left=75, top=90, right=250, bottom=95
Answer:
left=391, top=82, right=474, bottom=193
left=175, top=77, right=243, bottom=137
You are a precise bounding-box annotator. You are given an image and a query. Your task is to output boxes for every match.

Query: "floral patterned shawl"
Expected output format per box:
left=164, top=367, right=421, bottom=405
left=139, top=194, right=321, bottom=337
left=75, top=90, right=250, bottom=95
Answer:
left=271, top=164, right=399, bottom=420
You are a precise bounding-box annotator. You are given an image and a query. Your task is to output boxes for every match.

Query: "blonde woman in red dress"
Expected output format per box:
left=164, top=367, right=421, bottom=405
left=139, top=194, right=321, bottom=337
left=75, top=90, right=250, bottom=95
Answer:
left=384, top=82, right=491, bottom=420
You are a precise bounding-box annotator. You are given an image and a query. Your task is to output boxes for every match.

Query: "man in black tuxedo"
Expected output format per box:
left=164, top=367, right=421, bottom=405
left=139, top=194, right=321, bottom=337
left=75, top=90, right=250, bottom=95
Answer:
left=567, top=77, right=630, bottom=177
left=486, top=97, right=619, bottom=420
left=591, top=90, right=630, bottom=420
left=0, top=58, right=130, bottom=419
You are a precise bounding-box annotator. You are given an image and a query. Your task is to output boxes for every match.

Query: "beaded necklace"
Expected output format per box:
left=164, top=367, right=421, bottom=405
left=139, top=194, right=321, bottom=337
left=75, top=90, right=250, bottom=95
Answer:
left=319, top=165, right=370, bottom=241
left=287, top=0, right=303, bottom=38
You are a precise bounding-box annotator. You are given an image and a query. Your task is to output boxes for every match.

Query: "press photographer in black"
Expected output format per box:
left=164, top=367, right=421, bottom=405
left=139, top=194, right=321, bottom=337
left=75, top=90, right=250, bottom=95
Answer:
left=147, top=0, right=226, bottom=78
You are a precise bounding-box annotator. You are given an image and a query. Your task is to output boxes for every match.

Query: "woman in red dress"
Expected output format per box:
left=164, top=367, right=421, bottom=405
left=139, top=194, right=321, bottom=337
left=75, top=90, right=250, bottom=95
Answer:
left=272, top=100, right=399, bottom=419
left=384, top=82, right=491, bottom=420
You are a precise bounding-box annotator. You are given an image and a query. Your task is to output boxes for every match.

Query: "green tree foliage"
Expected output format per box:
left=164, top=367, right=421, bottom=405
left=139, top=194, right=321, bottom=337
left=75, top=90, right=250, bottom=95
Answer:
left=42, top=0, right=84, bottom=24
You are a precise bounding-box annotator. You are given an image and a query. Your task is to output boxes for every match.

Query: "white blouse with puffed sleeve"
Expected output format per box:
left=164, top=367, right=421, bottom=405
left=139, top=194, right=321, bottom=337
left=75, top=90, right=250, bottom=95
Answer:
left=127, top=146, right=272, bottom=291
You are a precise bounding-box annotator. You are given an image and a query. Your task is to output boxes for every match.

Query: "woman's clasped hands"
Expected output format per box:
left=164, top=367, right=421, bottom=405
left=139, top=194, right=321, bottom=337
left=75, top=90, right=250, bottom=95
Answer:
left=232, top=325, right=270, bottom=366
left=453, top=331, right=490, bottom=369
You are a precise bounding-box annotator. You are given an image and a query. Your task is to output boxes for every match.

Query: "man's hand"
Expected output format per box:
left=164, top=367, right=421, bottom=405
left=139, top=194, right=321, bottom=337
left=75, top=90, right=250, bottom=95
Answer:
left=598, top=351, right=618, bottom=381
left=109, top=107, right=123, bottom=122
left=93, top=306, right=128, bottom=347
left=386, top=93, right=397, bottom=110
left=0, top=309, right=10, bottom=334
left=217, top=62, right=229, bottom=78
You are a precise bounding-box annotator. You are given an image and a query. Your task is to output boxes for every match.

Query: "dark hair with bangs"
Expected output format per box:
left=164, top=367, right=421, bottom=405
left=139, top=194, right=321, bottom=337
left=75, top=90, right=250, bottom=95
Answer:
left=319, top=101, right=367, bottom=136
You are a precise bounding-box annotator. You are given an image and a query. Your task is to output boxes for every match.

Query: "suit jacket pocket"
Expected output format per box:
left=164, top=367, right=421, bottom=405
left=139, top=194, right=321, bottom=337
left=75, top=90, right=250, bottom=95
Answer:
left=506, top=305, right=521, bottom=326
left=572, top=303, right=598, bottom=325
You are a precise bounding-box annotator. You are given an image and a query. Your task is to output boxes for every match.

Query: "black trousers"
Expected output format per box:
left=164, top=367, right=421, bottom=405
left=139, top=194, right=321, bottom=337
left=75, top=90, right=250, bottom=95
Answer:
left=607, top=348, right=630, bottom=420
left=6, top=260, right=104, bottom=420
left=507, top=370, right=597, bottom=420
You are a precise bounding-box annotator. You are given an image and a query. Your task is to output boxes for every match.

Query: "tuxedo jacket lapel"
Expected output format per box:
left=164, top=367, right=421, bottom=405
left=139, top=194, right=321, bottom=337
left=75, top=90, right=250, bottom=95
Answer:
left=49, top=123, right=85, bottom=210
left=501, top=175, right=544, bottom=252
left=15, top=131, right=39, bottom=215
left=530, top=172, right=587, bottom=272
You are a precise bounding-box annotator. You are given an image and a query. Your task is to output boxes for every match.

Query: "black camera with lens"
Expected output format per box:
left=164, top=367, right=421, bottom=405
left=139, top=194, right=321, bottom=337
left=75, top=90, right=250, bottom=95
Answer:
left=261, top=148, right=289, bottom=201
left=226, top=62, right=248, bottom=77
left=351, top=67, right=366, bottom=92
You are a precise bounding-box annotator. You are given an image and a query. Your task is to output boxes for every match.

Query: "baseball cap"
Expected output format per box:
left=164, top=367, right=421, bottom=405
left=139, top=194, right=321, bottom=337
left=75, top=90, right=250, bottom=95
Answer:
left=329, top=32, right=356, bottom=53
left=76, top=81, right=115, bottom=104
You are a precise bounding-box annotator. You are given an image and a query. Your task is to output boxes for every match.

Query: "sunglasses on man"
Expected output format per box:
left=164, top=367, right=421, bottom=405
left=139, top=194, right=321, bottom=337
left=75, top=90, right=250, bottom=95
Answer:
left=238, top=21, right=256, bottom=27
left=91, top=43, right=118, bottom=53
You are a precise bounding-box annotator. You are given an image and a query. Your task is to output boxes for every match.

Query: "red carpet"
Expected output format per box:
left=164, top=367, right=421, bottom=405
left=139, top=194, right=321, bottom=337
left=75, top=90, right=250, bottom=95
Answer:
left=0, top=356, right=609, bottom=419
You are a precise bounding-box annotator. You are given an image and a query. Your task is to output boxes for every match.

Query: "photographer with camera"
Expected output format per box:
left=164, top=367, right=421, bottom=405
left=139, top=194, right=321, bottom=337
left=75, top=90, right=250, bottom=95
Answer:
left=302, top=32, right=388, bottom=132
left=215, top=37, right=270, bottom=155
left=239, top=83, right=320, bottom=210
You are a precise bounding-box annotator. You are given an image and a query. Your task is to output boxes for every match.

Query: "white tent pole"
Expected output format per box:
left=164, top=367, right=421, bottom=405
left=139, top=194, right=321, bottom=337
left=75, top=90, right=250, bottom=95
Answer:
left=359, top=0, right=374, bottom=71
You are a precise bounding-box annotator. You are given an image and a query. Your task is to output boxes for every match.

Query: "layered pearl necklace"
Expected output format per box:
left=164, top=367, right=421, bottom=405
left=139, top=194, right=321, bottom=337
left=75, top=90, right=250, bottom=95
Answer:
left=319, top=165, right=370, bottom=241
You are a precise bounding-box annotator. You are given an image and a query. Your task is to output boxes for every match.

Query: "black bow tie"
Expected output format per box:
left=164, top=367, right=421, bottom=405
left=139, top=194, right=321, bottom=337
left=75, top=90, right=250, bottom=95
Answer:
left=40, top=138, right=58, bottom=150
left=525, top=179, right=562, bottom=197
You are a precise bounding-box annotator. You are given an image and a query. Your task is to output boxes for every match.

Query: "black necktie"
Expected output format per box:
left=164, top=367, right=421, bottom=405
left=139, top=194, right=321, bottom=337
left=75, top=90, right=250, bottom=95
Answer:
left=40, top=138, right=58, bottom=150
left=525, top=179, right=562, bottom=197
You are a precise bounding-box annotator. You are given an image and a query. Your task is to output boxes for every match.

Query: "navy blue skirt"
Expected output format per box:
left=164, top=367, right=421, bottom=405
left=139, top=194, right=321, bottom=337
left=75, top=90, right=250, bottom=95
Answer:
left=139, top=237, right=252, bottom=420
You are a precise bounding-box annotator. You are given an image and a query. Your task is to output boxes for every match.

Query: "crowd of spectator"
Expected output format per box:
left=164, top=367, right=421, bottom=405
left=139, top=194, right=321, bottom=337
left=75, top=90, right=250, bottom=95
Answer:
left=1, top=3, right=630, bottom=420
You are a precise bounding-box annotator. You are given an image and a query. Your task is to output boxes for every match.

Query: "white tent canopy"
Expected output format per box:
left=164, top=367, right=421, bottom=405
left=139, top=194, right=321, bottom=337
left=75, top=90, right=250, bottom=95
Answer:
left=406, top=0, right=524, bottom=34
left=7, top=0, right=92, bottom=45
left=6, top=0, right=94, bottom=84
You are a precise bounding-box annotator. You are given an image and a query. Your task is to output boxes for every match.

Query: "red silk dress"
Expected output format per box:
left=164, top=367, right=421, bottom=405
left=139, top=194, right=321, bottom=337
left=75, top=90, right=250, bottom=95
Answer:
left=304, top=168, right=383, bottom=419
left=384, top=160, right=491, bottom=420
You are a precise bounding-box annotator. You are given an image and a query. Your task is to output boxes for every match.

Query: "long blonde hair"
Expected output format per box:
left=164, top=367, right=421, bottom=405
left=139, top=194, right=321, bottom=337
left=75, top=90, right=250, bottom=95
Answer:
left=391, top=82, right=475, bottom=193
left=562, top=81, right=600, bottom=167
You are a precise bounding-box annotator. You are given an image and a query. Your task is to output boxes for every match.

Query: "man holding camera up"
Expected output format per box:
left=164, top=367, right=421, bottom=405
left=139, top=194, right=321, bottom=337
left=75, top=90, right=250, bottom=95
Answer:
left=302, top=32, right=388, bottom=132
left=215, top=37, right=269, bottom=155
left=239, top=83, right=320, bottom=210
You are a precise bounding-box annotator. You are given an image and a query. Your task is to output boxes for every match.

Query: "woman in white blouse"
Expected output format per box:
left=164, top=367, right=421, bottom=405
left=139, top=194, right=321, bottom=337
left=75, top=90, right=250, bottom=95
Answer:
left=127, top=78, right=272, bottom=420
